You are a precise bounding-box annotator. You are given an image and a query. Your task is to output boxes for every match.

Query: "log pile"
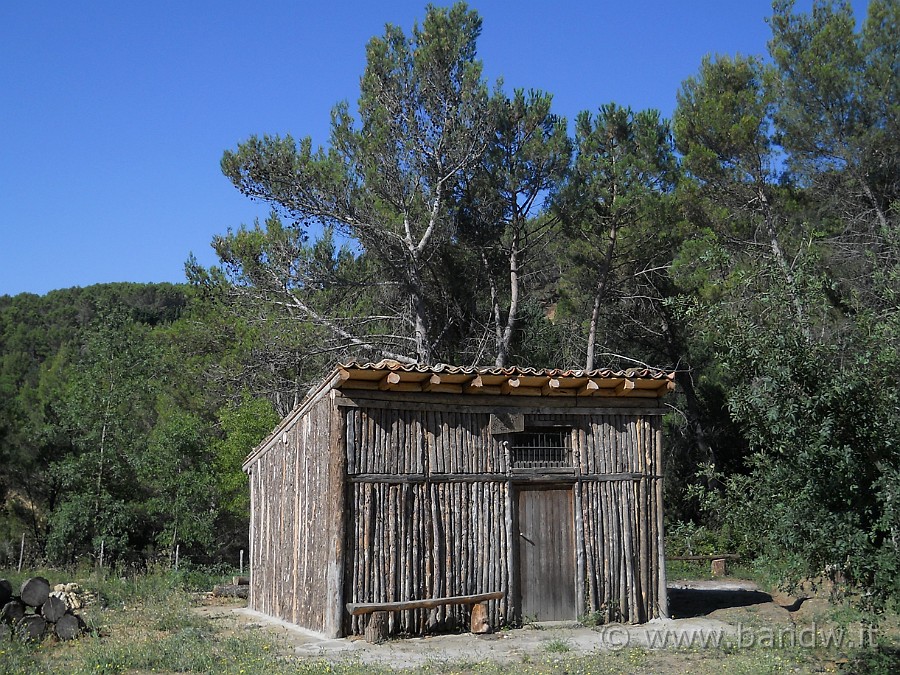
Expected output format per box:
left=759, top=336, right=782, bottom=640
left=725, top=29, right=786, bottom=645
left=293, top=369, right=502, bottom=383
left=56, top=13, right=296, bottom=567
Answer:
left=0, top=577, right=86, bottom=642
left=212, top=575, right=250, bottom=599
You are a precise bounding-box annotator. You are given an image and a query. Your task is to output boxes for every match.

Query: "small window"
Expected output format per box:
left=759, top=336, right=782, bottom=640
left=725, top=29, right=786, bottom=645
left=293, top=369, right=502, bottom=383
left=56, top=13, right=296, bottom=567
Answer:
left=510, top=428, right=571, bottom=468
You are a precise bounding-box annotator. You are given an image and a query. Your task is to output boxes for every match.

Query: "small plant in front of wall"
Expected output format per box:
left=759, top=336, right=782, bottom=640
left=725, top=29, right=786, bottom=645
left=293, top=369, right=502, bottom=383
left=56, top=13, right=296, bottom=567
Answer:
left=581, top=601, right=618, bottom=627
left=544, top=637, right=572, bottom=653
left=579, top=610, right=605, bottom=627
left=522, top=614, right=543, bottom=629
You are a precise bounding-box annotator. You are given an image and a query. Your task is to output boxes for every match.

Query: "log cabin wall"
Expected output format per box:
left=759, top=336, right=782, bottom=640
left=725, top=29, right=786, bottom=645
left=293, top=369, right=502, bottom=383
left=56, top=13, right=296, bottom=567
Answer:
left=339, top=393, right=667, bottom=636
left=246, top=394, right=337, bottom=635
left=342, top=404, right=510, bottom=635
left=574, top=413, right=667, bottom=624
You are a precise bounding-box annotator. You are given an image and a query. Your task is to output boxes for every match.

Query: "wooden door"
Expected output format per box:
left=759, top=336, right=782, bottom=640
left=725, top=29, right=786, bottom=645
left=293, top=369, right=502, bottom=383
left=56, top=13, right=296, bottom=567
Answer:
left=517, top=488, right=576, bottom=621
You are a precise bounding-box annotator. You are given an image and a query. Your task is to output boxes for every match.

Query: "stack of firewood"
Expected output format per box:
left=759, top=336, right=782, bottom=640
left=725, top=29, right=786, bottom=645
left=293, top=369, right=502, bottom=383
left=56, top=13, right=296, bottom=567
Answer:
left=0, top=577, right=86, bottom=641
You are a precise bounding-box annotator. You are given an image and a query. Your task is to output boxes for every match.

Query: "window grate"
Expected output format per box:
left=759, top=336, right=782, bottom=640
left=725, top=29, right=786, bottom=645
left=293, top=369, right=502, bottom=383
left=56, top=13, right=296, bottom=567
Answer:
left=510, top=429, right=571, bottom=468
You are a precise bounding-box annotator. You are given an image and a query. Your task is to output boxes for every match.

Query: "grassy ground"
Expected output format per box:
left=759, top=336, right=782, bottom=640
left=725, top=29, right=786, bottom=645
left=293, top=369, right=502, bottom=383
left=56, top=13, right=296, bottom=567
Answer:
left=1, top=565, right=899, bottom=674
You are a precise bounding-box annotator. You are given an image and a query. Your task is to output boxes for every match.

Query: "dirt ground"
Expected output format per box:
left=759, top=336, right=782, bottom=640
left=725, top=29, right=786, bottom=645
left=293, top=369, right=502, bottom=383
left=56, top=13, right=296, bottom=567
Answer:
left=193, top=577, right=848, bottom=670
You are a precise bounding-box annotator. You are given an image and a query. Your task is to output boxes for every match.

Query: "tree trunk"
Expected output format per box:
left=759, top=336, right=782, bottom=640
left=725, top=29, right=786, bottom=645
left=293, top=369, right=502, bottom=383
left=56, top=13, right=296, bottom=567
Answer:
left=496, top=232, right=521, bottom=368
left=585, top=218, right=620, bottom=371
left=856, top=170, right=890, bottom=233
left=413, top=296, right=431, bottom=364
left=482, top=250, right=505, bottom=366
left=675, top=370, right=719, bottom=476
left=585, top=287, right=603, bottom=372
left=759, top=186, right=807, bottom=340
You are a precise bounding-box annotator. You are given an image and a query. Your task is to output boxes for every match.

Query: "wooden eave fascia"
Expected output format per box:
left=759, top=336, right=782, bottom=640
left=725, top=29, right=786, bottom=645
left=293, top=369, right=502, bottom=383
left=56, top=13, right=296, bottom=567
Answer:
left=334, top=366, right=675, bottom=399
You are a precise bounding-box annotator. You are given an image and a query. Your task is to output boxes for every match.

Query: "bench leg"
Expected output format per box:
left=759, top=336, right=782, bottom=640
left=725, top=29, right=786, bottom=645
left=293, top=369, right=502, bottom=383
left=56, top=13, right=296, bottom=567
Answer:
left=365, top=611, right=389, bottom=644
left=470, top=602, right=491, bottom=634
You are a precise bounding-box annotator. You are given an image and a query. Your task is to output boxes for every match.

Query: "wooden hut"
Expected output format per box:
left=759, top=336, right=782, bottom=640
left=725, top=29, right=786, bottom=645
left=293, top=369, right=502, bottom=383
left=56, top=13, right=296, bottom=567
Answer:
left=242, top=361, right=674, bottom=638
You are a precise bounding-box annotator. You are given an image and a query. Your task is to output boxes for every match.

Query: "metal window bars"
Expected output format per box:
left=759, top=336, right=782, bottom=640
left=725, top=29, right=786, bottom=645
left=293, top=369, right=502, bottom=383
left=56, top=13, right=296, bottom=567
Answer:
left=510, top=429, right=571, bottom=468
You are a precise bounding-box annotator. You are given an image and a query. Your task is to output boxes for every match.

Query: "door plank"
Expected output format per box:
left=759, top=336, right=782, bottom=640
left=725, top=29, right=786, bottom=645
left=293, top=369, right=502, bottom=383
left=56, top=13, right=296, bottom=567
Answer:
left=518, top=488, right=576, bottom=620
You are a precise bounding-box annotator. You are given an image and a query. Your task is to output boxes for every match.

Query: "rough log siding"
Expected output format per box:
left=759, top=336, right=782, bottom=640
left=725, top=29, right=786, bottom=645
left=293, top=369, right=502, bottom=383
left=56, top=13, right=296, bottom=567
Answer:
left=576, top=414, right=665, bottom=622
left=248, top=396, right=333, bottom=634
left=346, top=407, right=506, bottom=476
left=341, top=405, right=665, bottom=634
left=250, top=391, right=665, bottom=637
left=344, top=480, right=510, bottom=635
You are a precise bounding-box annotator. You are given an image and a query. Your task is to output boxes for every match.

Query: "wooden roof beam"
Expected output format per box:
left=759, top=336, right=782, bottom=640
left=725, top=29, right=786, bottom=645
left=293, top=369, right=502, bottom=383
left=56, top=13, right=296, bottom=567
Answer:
left=376, top=372, right=424, bottom=392
left=543, top=378, right=575, bottom=396
left=501, top=377, right=542, bottom=396
left=379, top=371, right=402, bottom=390
left=423, top=374, right=463, bottom=394
left=615, top=379, right=636, bottom=396
left=500, top=377, right=521, bottom=395
left=578, top=379, right=600, bottom=396
left=464, top=375, right=502, bottom=395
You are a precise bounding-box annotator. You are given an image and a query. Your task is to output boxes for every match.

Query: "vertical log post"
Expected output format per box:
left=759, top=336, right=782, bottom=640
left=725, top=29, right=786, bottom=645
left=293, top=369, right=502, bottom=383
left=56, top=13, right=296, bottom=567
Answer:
left=654, top=418, right=669, bottom=618
left=325, top=391, right=347, bottom=638
left=711, top=558, right=727, bottom=577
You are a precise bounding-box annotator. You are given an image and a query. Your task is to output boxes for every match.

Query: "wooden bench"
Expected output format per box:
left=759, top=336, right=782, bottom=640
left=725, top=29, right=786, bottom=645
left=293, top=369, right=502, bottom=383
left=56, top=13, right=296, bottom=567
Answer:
left=346, top=591, right=505, bottom=643
left=668, top=554, right=740, bottom=576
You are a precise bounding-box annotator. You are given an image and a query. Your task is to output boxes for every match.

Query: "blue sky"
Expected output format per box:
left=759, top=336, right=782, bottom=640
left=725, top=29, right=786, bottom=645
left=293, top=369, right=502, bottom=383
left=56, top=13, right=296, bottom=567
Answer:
left=0, top=1, right=866, bottom=296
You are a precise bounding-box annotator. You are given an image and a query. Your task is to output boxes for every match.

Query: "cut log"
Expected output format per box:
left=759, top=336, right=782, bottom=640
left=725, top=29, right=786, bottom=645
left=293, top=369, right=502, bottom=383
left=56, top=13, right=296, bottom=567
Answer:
left=0, top=600, right=25, bottom=625
left=364, top=611, right=389, bottom=644
left=17, top=615, right=46, bottom=641
left=20, top=577, right=50, bottom=608
left=0, top=579, right=11, bottom=606
left=41, top=595, right=67, bottom=623
left=232, top=576, right=250, bottom=586
left=470, top=602, right=491, bottom=634
left=212, top=584, right=249, bottom=599
left=55, top=613, right=83, bottom=641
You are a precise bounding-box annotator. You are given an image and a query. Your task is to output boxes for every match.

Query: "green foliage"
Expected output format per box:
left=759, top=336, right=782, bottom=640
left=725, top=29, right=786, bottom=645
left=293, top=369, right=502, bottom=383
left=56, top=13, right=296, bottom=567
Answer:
left=214, top=394, right=280, bottom=520
left=680, top=319, right=900, bottom=601
left=1, top=0, right=899, bottom=610
left=543, top=637, right=572, bottom=653
left=666, top=518, right=724, bottom=557
left=0, top=638, right=47, bottom=675
left=844, top=646, right=900, bottom=675
left=661, top=0, right=900, bottom=608
left=556, top=102, right=677, bottom=370
left=219, top=3, right=494, bottom=364
left=770, top=0, right=900, bottom=216
left=456, top=88, right=571, bottom=366
left=0, top=283, right=245, bottom=565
